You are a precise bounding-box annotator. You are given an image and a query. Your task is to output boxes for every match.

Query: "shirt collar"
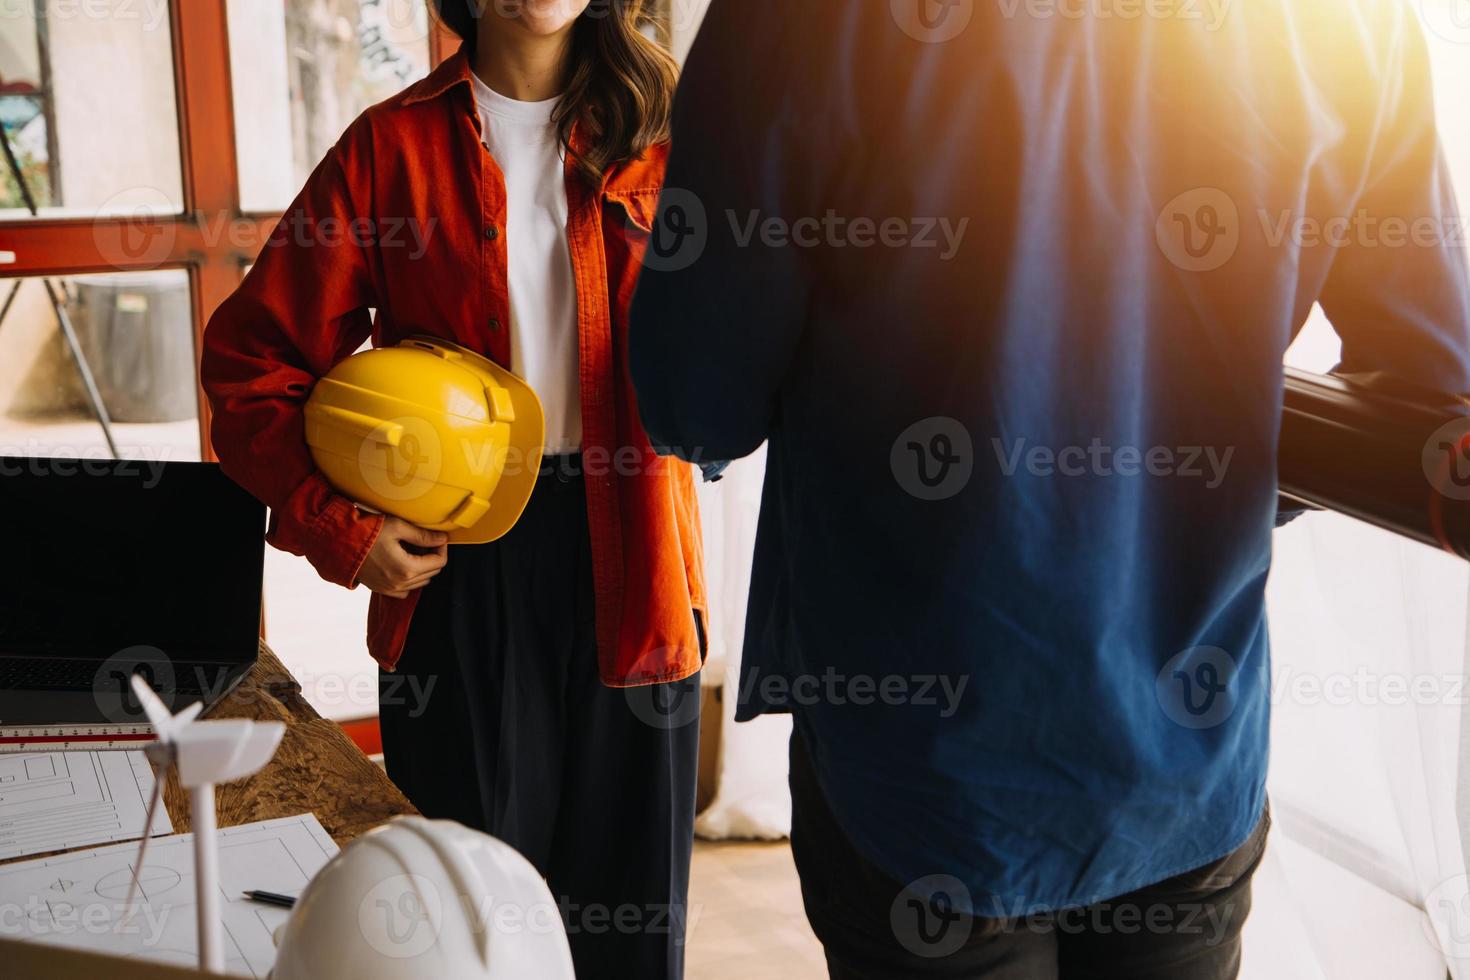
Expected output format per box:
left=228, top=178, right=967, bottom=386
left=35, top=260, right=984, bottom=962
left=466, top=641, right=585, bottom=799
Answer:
left=402, top=49, right=476, bottom=106
left=403, top=50, right=665, bottom=195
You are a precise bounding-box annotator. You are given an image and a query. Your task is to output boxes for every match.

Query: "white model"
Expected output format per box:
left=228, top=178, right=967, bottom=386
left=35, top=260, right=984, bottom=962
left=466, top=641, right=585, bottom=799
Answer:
left=271, top=816, right=577, bottom=979
left=123, top=675, right=285, bottom=974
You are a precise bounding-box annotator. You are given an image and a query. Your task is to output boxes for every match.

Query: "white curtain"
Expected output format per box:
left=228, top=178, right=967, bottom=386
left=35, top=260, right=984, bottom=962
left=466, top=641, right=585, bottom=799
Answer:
left=692, top=448, right=794, bottom=840
left=1241, top=512, right=1470, bottom=979
left=666, top=0, right=794, bottom=843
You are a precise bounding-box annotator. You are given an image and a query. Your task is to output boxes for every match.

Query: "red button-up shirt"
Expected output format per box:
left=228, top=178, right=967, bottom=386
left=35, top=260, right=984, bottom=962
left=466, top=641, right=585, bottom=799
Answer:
left=201, top=52, right=706, bottom=686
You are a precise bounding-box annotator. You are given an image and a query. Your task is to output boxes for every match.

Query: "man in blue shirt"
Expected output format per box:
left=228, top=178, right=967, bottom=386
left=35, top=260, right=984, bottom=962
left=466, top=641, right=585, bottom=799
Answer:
left=629, top=0, right=1470, bottom=975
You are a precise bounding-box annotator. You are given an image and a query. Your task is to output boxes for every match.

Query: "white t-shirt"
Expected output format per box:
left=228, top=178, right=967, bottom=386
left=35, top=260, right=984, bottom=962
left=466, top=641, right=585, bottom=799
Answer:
left=473, top=74, right=582, bottom=454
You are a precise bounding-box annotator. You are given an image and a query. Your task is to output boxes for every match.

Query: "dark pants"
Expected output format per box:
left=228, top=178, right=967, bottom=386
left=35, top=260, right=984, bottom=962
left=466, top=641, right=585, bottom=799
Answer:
left=379, top=460, right=701, bottom=980
left=790, top=732, right=1268, bottom=980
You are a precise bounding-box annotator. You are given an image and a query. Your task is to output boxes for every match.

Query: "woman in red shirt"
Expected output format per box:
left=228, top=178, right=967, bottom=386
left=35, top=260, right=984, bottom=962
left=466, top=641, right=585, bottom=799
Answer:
left=201, top=3, right=706, bottom=977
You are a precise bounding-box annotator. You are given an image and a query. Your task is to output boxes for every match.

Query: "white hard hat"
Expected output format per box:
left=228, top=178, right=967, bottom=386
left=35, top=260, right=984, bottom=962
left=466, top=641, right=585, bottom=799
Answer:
left=271, top=817, right=576, bottom=980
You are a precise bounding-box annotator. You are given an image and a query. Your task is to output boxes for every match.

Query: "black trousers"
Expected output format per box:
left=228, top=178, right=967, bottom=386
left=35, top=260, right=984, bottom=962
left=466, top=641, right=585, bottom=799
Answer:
left=790, top=732, right=1268, bottom=980
left=379, top=461, right=701, bottom=980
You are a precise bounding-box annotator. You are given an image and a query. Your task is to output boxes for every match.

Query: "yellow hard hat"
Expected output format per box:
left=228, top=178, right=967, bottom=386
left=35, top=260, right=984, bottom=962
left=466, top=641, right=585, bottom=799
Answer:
left=304, top=336, right=545, bottom=544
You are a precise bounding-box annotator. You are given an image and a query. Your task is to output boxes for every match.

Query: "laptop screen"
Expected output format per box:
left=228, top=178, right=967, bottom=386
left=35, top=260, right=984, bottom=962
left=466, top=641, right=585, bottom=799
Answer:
left=0, top=458, right=266, bottom=661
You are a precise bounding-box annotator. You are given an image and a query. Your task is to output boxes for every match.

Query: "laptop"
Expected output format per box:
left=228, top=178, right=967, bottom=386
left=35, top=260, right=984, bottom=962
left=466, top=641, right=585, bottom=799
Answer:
left=0, top=457, right=266, bottom=728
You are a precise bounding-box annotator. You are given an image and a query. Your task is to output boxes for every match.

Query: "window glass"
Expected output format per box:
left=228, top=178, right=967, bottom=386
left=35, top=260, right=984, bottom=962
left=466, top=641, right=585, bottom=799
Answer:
left=1265, top=10, right=1470, bottom=971
left=1421, top=3, right=1470, bottom=212
left=0, top=0, right=182, bottom=219
left=1287, top=7, right=1470, bottom=375
left=0, top=271, right=200, bottom=462
left=228, top=0, right=431, bottom=213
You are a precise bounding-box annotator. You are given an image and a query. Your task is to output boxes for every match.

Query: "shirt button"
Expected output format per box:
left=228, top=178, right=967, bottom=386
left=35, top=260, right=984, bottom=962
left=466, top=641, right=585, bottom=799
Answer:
left=488, top=318, right=502, bottom=332
left=484, top=224, right=499, bottom=241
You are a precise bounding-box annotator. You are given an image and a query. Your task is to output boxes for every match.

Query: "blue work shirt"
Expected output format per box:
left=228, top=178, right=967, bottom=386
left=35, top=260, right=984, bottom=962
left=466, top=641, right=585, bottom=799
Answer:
left=629, top=0, right=1470, bottom=913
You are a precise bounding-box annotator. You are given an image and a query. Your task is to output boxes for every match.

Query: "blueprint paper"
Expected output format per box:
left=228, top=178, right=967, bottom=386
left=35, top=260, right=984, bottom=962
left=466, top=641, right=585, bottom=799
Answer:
left=0, top=752, right=173, bottom=860
left=0, top=813, right=338, bottom=977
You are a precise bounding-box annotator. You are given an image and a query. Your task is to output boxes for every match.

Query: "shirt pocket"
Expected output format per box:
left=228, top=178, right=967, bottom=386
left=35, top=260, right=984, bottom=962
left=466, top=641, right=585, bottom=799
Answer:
left=602, top=188, right=663, bottom=317
left=605, top=187, right=660, bottom=236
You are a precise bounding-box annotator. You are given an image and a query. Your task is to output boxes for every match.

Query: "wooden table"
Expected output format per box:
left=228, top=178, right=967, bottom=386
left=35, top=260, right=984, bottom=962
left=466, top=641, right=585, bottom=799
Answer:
left=0, top=643, right=415, bottom=868
left=0, top=646, right=415, bottom=977
left=161, top=642, right=417, bottom=842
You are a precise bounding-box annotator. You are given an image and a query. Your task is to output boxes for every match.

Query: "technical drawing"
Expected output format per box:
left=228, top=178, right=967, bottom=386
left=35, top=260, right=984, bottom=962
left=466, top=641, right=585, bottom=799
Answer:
left=0, top=752, right=171, bottom=860
left=0, top=813, right=338, bottom=978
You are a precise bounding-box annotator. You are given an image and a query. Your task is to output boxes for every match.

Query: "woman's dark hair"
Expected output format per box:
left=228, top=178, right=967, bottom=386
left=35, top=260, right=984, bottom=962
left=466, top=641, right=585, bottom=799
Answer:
left=431, top=0, right=677, bottom=183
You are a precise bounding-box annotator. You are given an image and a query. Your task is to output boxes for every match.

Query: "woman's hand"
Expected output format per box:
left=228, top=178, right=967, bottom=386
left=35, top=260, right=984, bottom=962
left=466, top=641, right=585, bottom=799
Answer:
left=357, top=518, right=450, bottom=599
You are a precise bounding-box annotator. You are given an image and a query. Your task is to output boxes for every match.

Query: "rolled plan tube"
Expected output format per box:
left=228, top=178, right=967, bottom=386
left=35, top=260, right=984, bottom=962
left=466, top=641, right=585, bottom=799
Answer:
left=1279, top=368, right=1470, bottom=559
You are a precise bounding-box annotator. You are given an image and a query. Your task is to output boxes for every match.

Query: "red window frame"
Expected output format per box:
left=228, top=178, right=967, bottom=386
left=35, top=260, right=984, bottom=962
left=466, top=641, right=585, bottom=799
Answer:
left=0, top=1, right=458, bottom=462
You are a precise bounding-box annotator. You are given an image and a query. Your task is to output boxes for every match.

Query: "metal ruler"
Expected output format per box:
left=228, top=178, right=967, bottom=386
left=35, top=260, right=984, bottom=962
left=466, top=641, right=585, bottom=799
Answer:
left=0, top=725, right=155, bottom=753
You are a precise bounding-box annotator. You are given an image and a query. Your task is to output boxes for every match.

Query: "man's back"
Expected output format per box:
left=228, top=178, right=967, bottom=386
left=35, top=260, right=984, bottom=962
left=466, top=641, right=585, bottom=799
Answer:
left=631, top=0, right=1470, bottom=910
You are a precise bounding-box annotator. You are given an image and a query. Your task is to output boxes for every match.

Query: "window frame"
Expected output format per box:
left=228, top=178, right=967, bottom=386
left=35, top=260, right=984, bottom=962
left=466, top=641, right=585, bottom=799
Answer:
left=0, top=1, right=456, bottom=461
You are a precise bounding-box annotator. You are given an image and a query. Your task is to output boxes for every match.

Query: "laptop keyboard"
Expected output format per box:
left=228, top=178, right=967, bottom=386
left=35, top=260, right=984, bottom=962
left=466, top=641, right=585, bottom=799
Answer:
left=0, top=659, right=218, bottom=696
